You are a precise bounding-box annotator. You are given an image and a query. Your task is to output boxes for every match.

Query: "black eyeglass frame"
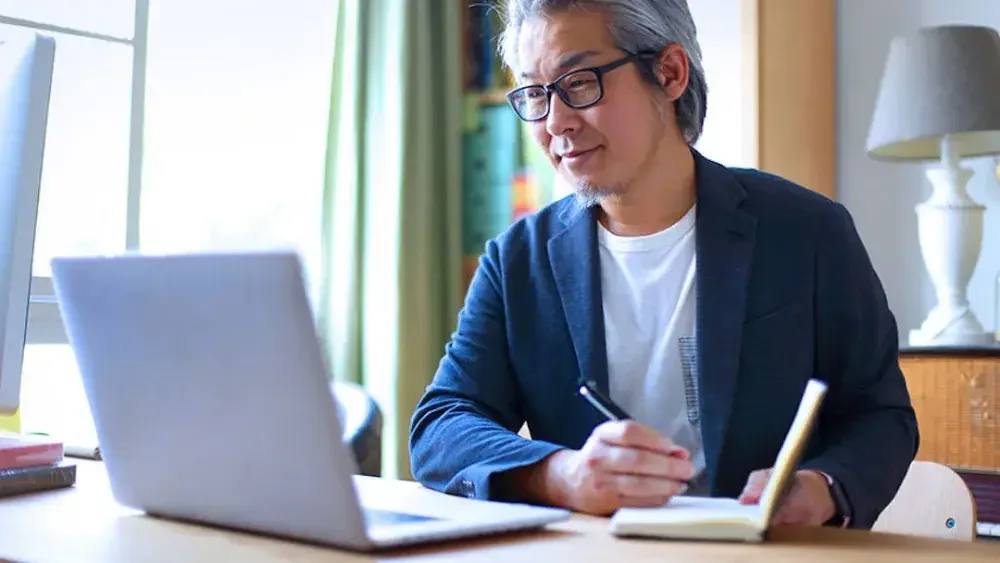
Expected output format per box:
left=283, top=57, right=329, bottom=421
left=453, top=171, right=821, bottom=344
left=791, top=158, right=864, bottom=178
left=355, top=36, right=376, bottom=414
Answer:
left=505, top=50, right=656, bottom=122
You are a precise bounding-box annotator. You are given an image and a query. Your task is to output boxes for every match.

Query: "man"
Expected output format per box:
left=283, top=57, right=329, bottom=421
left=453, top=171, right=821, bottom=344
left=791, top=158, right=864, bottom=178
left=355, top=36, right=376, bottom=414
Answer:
left=409, top=0, right=918, bottom=529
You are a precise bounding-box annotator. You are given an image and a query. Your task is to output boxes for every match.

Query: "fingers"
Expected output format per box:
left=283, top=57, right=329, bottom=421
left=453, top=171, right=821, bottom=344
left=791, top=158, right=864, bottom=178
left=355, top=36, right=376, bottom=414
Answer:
left=574, top=421, right=697, bottom=512
left=619, top=494, right=675, bottom=508
left=588, top=443, right=695, bottom=481
left=588, top=421, right=695, bottom=481
left=773, top=488, right=821, bottom=525
left=774, top=503, right=793, bottom=524
left=671, top=447, right=691, bottom=461
left=738, top=468, right=771, bottom=504
left=774, top=502, right=810, bottom=525
left=595, top=420, right=688, bottom=458
left=740, top=470, right=816, bottom=525
left=596, top=472, right=688, bottom=500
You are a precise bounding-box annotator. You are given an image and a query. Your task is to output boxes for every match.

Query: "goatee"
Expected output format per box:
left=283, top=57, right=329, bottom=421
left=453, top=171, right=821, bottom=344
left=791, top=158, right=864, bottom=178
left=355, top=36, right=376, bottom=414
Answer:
left=572, top=180, right=626, bottom=209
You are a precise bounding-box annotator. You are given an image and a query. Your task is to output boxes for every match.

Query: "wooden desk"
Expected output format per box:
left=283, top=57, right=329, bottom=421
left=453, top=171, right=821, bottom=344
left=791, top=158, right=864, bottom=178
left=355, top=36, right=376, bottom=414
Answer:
left=1, top=461, right=998, bottom=562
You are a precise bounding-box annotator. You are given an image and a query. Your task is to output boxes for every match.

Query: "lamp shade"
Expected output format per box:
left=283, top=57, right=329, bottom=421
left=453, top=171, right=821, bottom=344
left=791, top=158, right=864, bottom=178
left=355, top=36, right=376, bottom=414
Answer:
left=866, top=24, right=1000, bottom=161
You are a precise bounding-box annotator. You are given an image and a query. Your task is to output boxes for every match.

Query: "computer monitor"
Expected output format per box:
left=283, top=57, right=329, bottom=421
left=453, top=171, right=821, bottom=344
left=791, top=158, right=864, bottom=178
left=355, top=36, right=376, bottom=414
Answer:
left=0, top=29, right=55, bottom=416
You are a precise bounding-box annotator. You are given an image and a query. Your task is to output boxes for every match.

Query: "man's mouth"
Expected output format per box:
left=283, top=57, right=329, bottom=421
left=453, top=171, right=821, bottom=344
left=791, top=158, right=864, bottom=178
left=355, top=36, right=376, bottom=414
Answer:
left=559, top=147, right=600, bottom=164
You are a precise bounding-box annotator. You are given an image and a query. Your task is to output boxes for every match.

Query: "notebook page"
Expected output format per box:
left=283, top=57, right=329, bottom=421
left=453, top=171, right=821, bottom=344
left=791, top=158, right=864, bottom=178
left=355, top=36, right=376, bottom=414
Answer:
left=613, top=496, right=761, bottom=526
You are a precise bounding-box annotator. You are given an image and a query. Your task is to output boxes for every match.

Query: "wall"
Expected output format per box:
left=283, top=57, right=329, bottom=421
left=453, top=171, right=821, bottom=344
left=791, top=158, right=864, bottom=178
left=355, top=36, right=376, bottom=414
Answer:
left=690, top=0, right=756, bottom=169
left=838, top=0, right=1000, bottom=340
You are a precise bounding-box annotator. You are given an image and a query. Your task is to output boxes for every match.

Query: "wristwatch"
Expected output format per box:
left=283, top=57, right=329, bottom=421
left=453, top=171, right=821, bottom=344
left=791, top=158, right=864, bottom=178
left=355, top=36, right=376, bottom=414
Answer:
left=817, top=470, right=852, bottom=527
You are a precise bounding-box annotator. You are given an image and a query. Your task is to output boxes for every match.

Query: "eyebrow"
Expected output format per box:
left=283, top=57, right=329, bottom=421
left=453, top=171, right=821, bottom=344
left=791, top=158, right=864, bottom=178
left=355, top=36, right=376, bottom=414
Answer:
left=519, top=50, right=601, bottom=81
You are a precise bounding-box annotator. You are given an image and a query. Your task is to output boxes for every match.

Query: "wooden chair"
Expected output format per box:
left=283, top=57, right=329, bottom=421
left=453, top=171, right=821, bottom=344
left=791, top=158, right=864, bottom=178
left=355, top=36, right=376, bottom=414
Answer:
left=873, top=460, right=978, bottom=541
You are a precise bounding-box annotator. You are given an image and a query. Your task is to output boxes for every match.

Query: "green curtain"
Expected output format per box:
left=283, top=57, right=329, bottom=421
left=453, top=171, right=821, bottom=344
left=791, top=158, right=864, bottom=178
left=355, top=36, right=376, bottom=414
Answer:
left=318, top=0, right=464, bottom=481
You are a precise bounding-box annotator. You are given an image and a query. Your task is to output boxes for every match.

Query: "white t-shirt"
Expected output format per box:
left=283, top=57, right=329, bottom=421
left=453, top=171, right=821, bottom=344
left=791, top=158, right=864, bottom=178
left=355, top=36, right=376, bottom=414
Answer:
left=597, top=205, right=705, bottom=476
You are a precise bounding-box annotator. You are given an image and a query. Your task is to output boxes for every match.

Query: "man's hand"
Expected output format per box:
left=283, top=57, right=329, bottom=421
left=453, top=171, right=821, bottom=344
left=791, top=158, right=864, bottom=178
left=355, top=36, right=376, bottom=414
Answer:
left=543, top=420, right=695, bottom=516
left=738, top=468, right=836, bottom=526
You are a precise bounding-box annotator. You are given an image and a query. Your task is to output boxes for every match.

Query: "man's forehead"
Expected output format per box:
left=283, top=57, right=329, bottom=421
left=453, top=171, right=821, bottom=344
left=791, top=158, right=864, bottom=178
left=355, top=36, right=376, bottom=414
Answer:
left=518, top=50, right=602, bottom=81
left=514, top=10, right=614, bottom=80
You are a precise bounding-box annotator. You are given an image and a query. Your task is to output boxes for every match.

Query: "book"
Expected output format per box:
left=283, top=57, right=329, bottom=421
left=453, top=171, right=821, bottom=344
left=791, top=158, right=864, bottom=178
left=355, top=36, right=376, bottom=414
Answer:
left=0, top=433, right=64, bottom=470
left=0, top=460, right=76, bottom=498
left=608, top=378, right=828, bottom=542
left=957, top=469, right=1000, bottom=525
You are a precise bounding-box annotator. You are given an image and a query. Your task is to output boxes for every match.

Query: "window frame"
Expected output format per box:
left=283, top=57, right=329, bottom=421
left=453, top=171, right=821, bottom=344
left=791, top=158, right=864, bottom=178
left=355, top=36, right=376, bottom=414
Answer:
left=0, top=0, right=150, bottom=345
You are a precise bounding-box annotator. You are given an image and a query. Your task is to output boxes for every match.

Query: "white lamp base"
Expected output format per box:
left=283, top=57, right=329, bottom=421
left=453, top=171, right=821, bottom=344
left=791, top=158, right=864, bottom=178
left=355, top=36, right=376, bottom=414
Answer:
left=908, top=328, right=993, bottom=347
left=908, top=138, right=989, bottom=348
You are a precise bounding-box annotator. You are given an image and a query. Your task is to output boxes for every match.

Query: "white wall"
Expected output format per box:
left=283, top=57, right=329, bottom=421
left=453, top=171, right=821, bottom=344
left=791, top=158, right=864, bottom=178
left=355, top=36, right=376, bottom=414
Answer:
left=838, top=0, right=1000, bottom=341
left=691, top=0, right=755, bottom=169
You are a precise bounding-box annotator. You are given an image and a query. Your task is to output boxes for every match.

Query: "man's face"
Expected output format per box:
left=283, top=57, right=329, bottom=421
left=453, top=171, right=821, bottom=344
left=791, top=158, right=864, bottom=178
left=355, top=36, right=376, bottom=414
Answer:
left=515, top=10, right=669, bottom=203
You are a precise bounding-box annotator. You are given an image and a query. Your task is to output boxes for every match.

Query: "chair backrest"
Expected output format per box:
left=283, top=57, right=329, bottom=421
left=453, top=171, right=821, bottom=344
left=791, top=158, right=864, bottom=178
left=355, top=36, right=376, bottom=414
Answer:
left=331, top=381, right=383, bottom=477
left=872, top=460, right=977, bottom=540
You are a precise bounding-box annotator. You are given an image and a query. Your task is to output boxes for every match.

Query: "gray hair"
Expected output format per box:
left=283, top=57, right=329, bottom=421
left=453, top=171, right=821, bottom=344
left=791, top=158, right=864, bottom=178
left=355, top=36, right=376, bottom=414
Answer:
left=496, top=0, right=708, bottom=144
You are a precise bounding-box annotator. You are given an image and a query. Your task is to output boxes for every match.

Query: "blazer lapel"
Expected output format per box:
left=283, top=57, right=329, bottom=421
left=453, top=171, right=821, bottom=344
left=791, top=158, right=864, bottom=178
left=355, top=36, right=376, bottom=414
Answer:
left=547, top=203, right=608, bottom=394
left=693, top=152, right=757, bottom=492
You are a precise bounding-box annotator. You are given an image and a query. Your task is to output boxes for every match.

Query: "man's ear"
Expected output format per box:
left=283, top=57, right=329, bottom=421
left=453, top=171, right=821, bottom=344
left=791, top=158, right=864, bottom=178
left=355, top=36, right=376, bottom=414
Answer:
left=653, top=44, right=689, bottom=101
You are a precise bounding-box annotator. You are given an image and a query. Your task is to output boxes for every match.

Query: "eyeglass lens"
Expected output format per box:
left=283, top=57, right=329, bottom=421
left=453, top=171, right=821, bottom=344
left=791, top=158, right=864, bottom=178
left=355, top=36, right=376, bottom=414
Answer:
left=510, top=69, right=602, bottom=121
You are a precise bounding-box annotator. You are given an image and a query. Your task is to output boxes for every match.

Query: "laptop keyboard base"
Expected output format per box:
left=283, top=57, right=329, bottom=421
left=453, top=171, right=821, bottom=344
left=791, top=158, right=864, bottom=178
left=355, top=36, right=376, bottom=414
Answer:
left=364, top=508, right=440, bottom=527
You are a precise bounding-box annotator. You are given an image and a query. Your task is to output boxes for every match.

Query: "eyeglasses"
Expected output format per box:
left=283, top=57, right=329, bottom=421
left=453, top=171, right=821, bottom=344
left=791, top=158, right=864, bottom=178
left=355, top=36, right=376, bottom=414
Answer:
left=505, top=52, right=646, bottom=122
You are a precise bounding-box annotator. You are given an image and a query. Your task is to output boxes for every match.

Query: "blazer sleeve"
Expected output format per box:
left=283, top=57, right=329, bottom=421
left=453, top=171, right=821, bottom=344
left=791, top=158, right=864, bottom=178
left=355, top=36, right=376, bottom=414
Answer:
left=800, top=202, right=920, bottom=529
left=408, top=239, right=564, bottom=501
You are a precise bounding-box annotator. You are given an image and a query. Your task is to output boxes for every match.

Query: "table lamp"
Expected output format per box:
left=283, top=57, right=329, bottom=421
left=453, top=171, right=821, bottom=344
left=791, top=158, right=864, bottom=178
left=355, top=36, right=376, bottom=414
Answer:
left=867, top=24, right=1000, bottom=347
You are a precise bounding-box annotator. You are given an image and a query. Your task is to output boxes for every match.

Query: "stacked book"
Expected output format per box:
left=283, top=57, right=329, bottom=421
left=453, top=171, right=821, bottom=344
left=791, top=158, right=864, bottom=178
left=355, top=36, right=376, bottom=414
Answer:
left=0, top=433, right=77, bottom=498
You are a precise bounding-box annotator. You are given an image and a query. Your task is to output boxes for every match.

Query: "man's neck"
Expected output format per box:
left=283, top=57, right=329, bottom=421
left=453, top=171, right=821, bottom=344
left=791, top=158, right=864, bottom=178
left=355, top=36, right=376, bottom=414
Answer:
left=598, top=145, right=696, bottom=237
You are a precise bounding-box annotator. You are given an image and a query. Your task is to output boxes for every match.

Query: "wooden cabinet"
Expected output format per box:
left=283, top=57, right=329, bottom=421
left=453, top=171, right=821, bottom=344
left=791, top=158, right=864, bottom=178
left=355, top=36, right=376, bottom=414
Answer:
left=899, top=347, right=1000, bottom=525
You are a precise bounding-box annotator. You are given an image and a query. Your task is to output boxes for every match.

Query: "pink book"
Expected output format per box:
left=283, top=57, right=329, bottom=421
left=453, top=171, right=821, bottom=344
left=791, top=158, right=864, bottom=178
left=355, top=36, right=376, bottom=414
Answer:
left=0, top=434, right=64, bottom=470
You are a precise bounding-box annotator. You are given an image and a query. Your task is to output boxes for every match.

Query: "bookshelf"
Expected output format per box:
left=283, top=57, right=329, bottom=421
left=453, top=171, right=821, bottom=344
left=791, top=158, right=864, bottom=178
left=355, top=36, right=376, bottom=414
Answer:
left=459, top=1, right=555, bottom=294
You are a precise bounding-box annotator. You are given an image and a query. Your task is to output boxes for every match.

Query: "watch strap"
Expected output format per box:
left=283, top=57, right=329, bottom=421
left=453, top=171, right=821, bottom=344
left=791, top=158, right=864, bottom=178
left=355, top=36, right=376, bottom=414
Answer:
left=816, top=470, right=852, bottom=528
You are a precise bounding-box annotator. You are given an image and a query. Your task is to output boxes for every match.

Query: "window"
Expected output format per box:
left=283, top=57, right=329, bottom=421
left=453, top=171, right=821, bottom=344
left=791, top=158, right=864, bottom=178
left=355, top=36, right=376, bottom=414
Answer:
left=137, top=0, right=331, bottom=289
left=4, top=0, right=337, bottom=447
left=0, top=0, right=136, bottom=39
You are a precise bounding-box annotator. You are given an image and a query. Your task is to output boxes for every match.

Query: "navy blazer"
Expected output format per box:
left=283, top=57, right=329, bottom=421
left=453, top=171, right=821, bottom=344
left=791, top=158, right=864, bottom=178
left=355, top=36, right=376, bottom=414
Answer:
left=409, top=150, right=919, bottom=529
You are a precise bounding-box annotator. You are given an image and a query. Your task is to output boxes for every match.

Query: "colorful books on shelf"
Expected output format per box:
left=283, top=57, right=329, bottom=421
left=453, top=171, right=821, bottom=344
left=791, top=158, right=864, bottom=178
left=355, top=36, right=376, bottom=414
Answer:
left=512, top=172, right=539, bottom=222
left=461, top=1, right=511, bottom=94
left=459, top=0, right=552, bottom=282
left=460, top=104, right=549, bottom=257
left=461, top=103, right=518, bottom=256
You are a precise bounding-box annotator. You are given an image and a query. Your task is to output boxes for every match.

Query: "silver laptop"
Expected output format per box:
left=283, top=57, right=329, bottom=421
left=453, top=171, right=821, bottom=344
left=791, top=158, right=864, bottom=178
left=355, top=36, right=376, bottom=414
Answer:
left=50, top=251, right=570, bottom=551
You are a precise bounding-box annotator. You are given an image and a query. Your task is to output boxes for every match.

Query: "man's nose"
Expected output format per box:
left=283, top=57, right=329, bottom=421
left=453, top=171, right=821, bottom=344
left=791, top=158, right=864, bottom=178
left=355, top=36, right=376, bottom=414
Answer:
left=545, top=93, right=581, bottom=138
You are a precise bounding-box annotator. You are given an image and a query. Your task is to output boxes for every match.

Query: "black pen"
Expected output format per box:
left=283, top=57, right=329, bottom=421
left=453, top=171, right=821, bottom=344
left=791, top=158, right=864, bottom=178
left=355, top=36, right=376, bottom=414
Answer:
left=577, top=380, right=696, bottom=492
left=577, top=380, right=631, bottom=420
